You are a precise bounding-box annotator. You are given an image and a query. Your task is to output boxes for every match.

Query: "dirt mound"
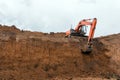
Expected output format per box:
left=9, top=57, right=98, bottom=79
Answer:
left=0, top=25, right=120, bottom=80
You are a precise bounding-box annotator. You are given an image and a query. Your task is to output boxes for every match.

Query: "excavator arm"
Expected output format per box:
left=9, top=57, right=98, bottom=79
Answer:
left=81, top=18, right=97, bottom=53
left=88, top=18, right=97, bottom=44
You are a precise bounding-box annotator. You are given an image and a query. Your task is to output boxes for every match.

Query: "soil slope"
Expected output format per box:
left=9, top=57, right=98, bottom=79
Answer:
left=0, top=25, right=120, bottom=80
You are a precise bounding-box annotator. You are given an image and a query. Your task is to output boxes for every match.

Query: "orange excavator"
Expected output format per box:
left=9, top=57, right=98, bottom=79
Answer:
left=65, top=18, right=97, bottom=54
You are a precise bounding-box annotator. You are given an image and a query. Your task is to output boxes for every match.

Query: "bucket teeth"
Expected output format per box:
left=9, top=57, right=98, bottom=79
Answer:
left=81, top=47, right=92, bottom=54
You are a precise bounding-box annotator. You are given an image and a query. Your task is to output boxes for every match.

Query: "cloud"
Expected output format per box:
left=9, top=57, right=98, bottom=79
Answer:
left=0, top=0, right=120, bottom=37
left=21, top=0, right=32, bottom=6
left=79, top=0, right=96, bottom=3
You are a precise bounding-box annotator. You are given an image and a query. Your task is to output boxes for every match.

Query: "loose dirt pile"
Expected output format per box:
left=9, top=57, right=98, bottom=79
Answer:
left=0, top=25, right=120, bottom=80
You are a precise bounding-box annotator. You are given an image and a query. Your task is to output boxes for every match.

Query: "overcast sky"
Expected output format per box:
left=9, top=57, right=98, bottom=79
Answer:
left=0, top=0, right=120, bottom=37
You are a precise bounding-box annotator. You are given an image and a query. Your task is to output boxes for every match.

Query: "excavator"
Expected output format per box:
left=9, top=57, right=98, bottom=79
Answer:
left=65, top=18, right=97, bottom=54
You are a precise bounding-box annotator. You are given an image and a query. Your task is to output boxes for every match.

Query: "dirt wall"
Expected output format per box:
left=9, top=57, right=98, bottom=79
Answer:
left=0, top=25, right=120, bottom=80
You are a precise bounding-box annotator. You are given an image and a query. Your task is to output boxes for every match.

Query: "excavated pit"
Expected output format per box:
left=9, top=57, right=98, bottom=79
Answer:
left=0, top=25, right=120, bottom=80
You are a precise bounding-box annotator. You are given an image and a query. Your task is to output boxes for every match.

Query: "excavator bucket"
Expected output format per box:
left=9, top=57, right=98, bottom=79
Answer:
left=81, top=46, right=92, bottom=54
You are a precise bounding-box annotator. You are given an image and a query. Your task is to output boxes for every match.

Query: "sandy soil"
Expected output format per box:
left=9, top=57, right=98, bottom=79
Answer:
left=0, top=25, right=120, bottom=80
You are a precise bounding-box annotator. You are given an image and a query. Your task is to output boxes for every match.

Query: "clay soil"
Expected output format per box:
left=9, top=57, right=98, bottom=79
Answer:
left=0, top=25, right=120, bottom=80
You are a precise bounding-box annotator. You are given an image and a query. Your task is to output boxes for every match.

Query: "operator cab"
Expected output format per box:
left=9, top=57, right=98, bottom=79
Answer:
left=70, top=26, right=88, bottom=37
left=79, top=26, right=87, bottom=36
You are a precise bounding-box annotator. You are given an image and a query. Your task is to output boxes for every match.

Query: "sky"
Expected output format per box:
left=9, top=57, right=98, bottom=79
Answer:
left=0, top=0, right=120, bottom=37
